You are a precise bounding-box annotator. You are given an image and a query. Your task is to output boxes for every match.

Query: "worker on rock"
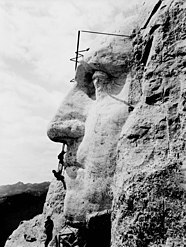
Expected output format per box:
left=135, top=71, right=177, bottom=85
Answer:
left=52, top=143, right=67, bottom=189
left=44, top=216, right=54, bottom=247
left=52, top=169, right=67, bottom=190
left=58, top=143, right=66, bottom=170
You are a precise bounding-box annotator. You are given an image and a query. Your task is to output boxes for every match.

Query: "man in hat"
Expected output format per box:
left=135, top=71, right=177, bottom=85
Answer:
left=44, top=216, right=54, bottom=247
left=52, top=169, right=67, bottom=190
left=58, top=143, right=66, bottom=171
left=52, top=143, right=67, bottom=189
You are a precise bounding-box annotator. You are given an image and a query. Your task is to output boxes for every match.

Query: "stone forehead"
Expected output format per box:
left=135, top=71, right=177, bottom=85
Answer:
left=83, top=14, right=142, bottom=64
left=82, top=28, right=137, bottom=77
left=85, top=37, right=132, bottom=65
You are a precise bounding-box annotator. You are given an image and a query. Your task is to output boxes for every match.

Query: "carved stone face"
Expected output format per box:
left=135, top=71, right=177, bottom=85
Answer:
left=47, top=32, right=133, bottom=222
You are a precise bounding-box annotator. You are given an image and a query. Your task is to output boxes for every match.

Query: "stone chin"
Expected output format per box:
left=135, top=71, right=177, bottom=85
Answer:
left=63, top=170, right=112, bottom=222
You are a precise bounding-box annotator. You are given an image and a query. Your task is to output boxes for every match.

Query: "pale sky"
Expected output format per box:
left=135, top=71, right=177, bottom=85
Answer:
left=0, top=0, right=141, bottom=185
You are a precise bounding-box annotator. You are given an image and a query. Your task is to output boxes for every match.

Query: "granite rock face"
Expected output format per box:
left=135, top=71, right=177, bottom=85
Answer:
left=112, top=0, right=186, bottom=246
left=5, top=0, right=186, bottom=246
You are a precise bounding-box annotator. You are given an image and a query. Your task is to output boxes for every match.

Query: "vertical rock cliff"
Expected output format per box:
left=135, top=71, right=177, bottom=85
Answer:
left=112, top=0, right=186, bottom=246
left=5, top=0, right=186, bottom=246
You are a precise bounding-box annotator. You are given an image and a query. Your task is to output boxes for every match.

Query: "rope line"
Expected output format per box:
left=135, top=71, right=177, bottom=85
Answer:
left=81, top=30, right=130, bottom=38
left=108, top=92, right=134, bottom=108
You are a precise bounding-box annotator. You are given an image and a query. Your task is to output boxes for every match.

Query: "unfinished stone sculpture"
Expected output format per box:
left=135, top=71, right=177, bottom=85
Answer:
left=47, top=33, right=133, bottom=222
left=5, top=0, right=186, bottom=246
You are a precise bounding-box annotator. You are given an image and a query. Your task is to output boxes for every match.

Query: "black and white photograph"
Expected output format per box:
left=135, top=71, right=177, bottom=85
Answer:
left=0, top=0, right=186, bottom=246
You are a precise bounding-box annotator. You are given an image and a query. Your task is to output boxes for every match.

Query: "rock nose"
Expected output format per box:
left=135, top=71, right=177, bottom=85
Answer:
left=47, top=85, right=93, bottom=143
left=47, top=118, right=85, bottom=143
left=47, top=62, right=97, bottom=144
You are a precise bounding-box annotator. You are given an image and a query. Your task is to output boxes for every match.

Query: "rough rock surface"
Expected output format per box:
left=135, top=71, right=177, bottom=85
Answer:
left=0, top=182, right=49, bottom=247
left=5, top=0, right=186, bottom=246
left=5, top=180, right=65, bottom=247
left=112, top=0, right=186, bottom=246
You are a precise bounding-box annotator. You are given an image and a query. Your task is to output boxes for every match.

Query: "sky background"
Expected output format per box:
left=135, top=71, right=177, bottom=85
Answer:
left=0, top=0, right=141, bottom=186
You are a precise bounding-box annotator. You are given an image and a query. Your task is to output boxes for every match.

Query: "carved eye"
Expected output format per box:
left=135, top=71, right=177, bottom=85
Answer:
left=93, top=71, right=109, bottom=80
left=92, top=70, right=126, bottom=96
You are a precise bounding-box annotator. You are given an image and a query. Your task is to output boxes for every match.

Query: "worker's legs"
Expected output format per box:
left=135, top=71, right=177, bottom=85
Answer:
left=45, top=234, right=52, bottom=247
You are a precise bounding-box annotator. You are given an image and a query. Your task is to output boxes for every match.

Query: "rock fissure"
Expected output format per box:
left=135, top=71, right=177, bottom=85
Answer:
left=142, top=0, right=163, bottom=29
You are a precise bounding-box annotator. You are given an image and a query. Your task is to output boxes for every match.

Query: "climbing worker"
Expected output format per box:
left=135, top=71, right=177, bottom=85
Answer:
left=58, top=143, right=66, bottom=165
left=58, top=149, right=66, bottom=164
left=44, top=216, right=54, bottom=247
left=52, top=143, right=67, bottom=189
left=52, top=170, right=67, bottom=190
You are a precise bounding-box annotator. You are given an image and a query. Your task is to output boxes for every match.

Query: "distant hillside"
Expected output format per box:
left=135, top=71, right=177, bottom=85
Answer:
left=0, top=181, right=50, bottom=247
left=0, top=181, right=49, bottom=197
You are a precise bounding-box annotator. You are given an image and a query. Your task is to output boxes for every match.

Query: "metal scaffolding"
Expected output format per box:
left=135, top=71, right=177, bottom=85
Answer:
left=70, top=30, right=130, bottom=74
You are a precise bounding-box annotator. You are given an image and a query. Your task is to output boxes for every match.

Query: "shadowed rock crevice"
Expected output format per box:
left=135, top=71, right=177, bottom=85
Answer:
left=86, top=213, right=111, bottom=247
left=142, top=0, right=163, bottom=29
left=141, top=36, right=153, bottom=67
